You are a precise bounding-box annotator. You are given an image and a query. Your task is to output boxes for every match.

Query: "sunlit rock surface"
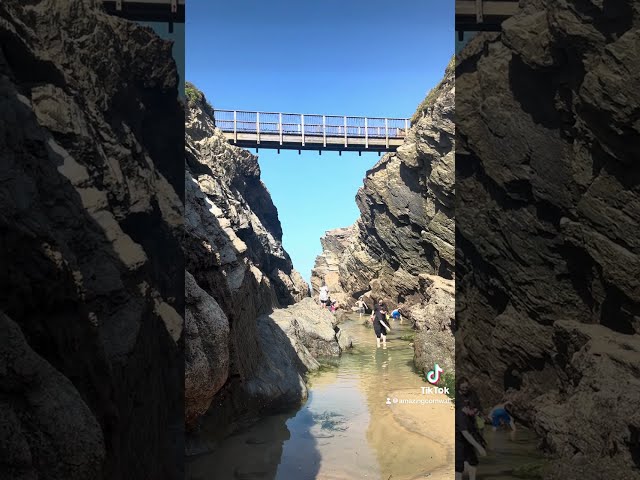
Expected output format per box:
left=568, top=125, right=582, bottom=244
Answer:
left=311, top=59, right=456, bottom=376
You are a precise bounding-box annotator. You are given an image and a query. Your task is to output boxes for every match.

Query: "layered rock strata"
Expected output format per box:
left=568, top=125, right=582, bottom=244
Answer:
left=456, top=1, right=640, bottom=477
left=184, top=84, right=341, bottom=435
left=0, top=2, right=184, bottom=479
left=311, top=59, right=456, bottom=374
left=311, top=226, right=354, bottom=307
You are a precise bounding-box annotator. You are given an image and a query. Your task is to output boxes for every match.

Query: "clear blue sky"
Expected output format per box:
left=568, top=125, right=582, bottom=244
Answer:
left=187, top=1, right=454, bottom=285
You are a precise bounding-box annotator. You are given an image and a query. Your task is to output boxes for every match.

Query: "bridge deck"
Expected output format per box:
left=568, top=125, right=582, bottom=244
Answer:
left=214, top=110, right=410, bottom=153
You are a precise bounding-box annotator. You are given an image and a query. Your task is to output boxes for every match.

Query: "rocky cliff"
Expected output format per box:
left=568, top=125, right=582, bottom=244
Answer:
left=456, top=1, right=640, bottom=478
left=184, top=84, right=343, bottom=437
left=311, top=59, right=456, bottom=374
left=0, top=2, right=184, bottom=479
left=310, top=226, right=355, bottom=307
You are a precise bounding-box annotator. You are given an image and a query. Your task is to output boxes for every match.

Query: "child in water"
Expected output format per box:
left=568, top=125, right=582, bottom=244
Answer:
left=489, top=401, right=516, bottom=432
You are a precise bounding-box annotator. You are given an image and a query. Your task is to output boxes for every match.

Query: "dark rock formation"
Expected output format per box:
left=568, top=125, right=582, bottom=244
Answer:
left=1, top=312, right=106, bottom=480
left=311, top=58, right=456, bottom=375
left=1, top=2, right=184, bottom=479
left=456, top=1, right=640, bottom=477
left=185, top=84, right=343, bottom=436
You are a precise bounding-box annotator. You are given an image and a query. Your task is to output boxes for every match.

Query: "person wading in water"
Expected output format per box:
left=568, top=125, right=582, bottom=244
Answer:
left=455, top=401, right=487, bottom=480
left=370, top=299, right=391, bottom=348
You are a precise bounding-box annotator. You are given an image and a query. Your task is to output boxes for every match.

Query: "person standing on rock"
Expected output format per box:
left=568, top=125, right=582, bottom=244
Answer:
left=319, top=282, right=329, bottom=308
left=370, top=299, right=390, bottom=348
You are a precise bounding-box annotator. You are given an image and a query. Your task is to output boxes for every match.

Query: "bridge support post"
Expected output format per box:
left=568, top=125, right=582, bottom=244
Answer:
left=385, top=118, right=389, bottom=149
left=256, top=112, right=260, bottom=144
left=323, top=115, right=326, bottom=147
left=476, top=0, right=484, bottom=22
left=365, top=117, right=368, bottom=149
left=301, top=114, right=305, bottom=146
left=233, top=110, right=237, bottom=144
left=279, top=113, right=283, bottom=145
left=344, top=116, right=347, bottom=147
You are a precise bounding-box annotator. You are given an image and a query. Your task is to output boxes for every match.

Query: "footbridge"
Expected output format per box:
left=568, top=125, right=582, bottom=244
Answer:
left=214, top=110, right=410, bottom=154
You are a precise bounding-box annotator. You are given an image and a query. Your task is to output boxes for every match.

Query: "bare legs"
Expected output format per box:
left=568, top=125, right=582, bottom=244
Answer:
left=455, top=463, right=477, bottom=480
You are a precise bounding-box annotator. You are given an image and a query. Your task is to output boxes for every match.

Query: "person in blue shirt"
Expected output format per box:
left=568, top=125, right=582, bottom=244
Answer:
left=390, top=308, right=402, bottom=324
left=489, top=401, right=516, bottom=432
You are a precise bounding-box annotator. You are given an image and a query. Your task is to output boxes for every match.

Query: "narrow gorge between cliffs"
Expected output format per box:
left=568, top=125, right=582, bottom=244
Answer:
left=184, top=58, right=540, bottom=480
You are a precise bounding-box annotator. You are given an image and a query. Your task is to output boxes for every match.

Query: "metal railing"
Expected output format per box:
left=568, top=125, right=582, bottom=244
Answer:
left=214, top=110, right=410, bottom=147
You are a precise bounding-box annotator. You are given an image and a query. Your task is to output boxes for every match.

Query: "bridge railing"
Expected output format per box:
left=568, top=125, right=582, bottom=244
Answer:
left=213, top=110, right=410, bottom=141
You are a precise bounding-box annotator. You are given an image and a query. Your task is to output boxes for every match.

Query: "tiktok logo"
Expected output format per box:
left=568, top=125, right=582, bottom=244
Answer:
left=426, top=364, right=443, bottom=385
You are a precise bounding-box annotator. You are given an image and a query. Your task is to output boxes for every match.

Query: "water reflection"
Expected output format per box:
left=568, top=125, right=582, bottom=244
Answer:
left=187, top=317, right=454, bottom=479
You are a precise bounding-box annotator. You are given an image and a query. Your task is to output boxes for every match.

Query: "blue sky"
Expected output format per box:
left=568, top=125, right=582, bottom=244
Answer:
left=187, top=0, right=454, bottom=284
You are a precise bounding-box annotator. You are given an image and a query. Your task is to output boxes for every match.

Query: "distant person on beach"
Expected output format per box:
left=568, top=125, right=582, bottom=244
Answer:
left=370, top=300, right=390, bottom=348
left=319, top=283, right=329, bottom=308
left=455, top=402, right=487, bottom=480
left=391, top=308, right=402, bottom=324
left=489, top=401, right=516, bottom=432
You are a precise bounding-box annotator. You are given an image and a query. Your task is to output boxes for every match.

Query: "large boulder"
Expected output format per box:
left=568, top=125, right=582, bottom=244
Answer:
left=0, top=312, right=105, bottom=480
left=184, top=271, right=230, bottom=429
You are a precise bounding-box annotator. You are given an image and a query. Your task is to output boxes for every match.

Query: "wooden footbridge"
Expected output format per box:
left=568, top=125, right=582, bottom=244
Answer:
left=214, top=110, right=410, bottom=154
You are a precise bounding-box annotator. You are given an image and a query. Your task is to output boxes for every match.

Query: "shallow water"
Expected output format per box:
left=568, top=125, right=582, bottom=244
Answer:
left=186, top=315, right=545, bottom=479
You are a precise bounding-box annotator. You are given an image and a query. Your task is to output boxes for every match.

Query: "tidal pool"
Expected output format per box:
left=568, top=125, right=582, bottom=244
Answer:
left=187, top=315, right=544, bottom=479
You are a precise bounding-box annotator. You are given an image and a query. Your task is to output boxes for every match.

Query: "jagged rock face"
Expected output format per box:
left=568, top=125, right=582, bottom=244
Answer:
left=456, top=1, right=640, bottom=476
left=311, top=226, right=355, bottom=306
left=184, top=86, right=316, bottom=432
left=332, top=60, right=455, bottom=309
left=0, top=2, right=183, bottom=479
left=311, top=60, right=455, bottom=373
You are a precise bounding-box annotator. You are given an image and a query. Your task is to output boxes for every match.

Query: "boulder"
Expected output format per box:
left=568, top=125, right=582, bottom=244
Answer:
left=185, top=271, right=230, bottom=430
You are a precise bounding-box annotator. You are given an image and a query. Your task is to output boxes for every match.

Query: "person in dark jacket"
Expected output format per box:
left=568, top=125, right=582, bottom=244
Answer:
left=370, top=299, right=390, bottom=348
left=455, top=401, right=487, bottom=480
